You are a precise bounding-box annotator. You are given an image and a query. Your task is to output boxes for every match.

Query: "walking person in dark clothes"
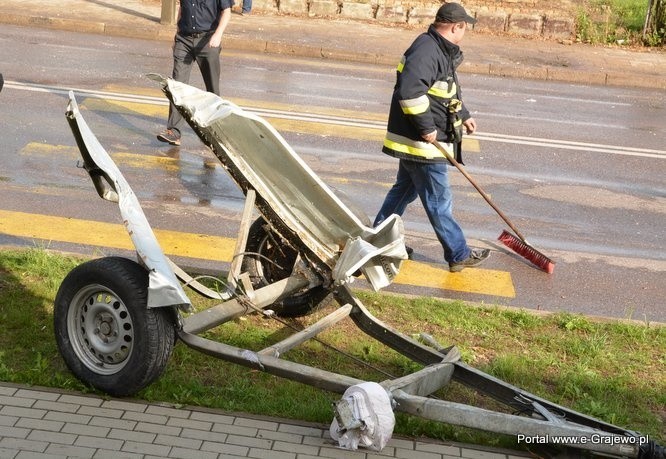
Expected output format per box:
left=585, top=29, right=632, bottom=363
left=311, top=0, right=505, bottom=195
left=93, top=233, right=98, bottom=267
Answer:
left=374, top=2, right=490, bottom=273
left=157, top=0, right=233, bottom=146
left=240, top=0, right=252, bottom=15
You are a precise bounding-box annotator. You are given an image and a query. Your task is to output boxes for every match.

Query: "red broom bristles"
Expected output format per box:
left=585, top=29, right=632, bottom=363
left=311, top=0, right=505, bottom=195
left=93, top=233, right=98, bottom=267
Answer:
left=498, top=230, right=555, bottom=274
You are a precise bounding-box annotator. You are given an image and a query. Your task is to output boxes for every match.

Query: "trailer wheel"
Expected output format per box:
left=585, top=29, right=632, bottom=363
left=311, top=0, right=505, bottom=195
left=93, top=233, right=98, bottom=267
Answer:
left=241, top=218, right=330, bottom=317
left=54, top=257, right=175, bottom=397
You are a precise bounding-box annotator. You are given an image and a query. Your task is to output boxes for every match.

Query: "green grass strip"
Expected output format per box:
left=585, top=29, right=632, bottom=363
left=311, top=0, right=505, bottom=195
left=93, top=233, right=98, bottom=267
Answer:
left=0, top=247, right=663, bottom=450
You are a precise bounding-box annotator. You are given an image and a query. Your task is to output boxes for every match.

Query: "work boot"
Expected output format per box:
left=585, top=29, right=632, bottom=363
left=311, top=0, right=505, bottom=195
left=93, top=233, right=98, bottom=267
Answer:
left=157, top=129, right=181, bottom=146
left=449, top=248, right=490, bottom=272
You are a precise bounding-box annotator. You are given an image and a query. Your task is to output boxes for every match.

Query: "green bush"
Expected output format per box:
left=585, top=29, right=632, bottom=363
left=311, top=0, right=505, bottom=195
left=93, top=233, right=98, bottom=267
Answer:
left=576, top=0, right=664, bottom=46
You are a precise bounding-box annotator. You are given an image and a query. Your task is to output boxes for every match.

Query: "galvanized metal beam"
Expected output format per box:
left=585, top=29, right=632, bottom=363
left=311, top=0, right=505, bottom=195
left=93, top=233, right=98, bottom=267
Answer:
left=381, top=362, right=455, bottom=397
left=182, top=275, right=311, bottom=334
left=259, top=303, right=353, bottom=357
left=227, top=189, right=256, bottom=291
left=392, top=389, right=642, bottom=458
left=178, top=330, right=362, bottom=394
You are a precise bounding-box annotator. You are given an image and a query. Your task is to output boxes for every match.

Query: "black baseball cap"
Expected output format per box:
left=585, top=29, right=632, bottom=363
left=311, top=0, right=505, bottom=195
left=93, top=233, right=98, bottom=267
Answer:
left=435, top=3, right=477, bottom=24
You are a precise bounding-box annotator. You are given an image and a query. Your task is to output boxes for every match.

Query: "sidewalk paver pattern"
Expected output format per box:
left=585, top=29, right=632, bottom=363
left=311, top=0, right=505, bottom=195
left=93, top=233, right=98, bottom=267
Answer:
left=0, top=384, right=530, bottom=458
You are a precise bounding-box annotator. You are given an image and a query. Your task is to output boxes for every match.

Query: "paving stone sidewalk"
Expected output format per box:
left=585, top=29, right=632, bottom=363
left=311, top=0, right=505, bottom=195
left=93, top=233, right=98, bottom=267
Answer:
left=0, top=383, right=531, bottom=459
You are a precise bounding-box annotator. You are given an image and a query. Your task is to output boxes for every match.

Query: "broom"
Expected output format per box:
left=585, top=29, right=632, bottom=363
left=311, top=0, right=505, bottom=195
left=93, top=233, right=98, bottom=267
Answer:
left=433, top=141, right=555, bottom=274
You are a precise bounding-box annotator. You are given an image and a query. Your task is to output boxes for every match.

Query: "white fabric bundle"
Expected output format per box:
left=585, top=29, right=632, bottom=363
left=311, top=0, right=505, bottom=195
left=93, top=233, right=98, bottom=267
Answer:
left=330, top=382, right=395, bottom=451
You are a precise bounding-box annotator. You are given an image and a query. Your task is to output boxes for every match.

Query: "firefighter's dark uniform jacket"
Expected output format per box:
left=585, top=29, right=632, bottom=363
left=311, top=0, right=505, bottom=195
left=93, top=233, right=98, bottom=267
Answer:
left=383, top=24, right=469, bottom=164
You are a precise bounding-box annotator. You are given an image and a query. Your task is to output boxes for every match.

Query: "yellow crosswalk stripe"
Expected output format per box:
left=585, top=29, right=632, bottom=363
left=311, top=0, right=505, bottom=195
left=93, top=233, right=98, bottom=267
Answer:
left=13, top=87, right=498, bottom=295
left=20, top=142, right=189, bottom=172
left=0, top=209, right=235, bottom=262
left=395, top=260, right=515, bottom=297
left=19, top=142, right=487, bottom=201
left=79, top=94, right=480, bottom=151
left=0, top=209, right=513, bottom=298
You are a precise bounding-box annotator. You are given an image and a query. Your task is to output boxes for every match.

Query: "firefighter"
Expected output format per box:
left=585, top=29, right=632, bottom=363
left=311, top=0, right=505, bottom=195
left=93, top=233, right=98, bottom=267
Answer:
left=373, top=2, right=490, bottom=272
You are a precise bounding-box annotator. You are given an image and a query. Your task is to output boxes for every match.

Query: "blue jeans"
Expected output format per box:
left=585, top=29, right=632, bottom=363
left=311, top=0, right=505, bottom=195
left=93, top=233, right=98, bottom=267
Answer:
left=374, top=159, right=470, bottom=263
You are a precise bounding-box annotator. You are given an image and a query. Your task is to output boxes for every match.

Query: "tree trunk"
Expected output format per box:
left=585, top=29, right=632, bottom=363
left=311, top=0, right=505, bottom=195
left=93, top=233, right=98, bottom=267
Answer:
left=644, top=0, right=665, bottom=43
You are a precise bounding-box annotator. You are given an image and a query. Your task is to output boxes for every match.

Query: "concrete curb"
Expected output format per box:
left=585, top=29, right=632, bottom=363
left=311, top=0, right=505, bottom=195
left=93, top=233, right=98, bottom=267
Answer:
left=2, top=12, right=665, bottom=90
left=466, top=62, right=664, bottom=89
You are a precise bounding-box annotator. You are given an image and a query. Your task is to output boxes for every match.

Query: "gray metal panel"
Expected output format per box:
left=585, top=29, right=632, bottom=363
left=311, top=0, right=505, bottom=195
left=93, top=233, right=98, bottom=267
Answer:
left=66, top=93, right=191, bottom=309
left=161, top=77, right=408, bottom=290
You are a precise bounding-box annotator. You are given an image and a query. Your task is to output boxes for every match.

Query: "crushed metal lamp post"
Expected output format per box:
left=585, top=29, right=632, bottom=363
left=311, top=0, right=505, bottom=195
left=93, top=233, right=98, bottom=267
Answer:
left=54, top=77, right=663, bottom=459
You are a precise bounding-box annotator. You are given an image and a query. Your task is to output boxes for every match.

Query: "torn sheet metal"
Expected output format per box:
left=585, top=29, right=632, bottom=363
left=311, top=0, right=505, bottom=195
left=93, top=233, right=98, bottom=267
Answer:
left=65, top=92, right=191, bottom=310
left=332, top=217, right=405, bottom=290
left=155, top=76, right=408, bottom=290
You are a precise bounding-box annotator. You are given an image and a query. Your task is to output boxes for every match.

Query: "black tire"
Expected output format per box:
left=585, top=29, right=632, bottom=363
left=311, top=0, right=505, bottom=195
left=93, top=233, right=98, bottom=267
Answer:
left=240, top=218, right=330, bottom=318
left=54, top=257, right=176, bottom=397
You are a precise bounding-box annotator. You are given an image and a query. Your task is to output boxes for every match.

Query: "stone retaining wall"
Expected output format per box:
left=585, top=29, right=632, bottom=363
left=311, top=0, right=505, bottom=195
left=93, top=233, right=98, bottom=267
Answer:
left=249, top=0, right=577, bottom=39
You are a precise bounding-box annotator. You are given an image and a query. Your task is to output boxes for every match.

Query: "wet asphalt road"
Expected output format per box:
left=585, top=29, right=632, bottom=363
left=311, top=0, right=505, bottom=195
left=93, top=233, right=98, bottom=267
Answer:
left=0, top=24, right=664, bottom=322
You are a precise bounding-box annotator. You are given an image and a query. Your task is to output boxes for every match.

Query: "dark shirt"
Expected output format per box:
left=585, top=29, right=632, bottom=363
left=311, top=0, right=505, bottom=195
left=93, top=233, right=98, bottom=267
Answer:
left=178, top=0, right=233, bottom=35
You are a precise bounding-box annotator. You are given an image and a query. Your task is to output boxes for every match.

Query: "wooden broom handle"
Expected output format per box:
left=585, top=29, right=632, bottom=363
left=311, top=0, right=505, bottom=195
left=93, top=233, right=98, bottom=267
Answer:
left=432, top=140, right=527, bottom=242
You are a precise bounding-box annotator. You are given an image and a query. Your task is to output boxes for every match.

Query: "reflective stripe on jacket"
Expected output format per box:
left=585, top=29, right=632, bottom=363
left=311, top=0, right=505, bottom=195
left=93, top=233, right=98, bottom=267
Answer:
left=382, top=25, right=469, bottom=163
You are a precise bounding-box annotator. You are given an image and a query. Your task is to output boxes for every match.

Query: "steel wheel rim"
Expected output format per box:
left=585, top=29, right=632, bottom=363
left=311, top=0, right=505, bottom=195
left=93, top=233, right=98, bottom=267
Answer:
left=67, top=284, right=134, bottom=375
